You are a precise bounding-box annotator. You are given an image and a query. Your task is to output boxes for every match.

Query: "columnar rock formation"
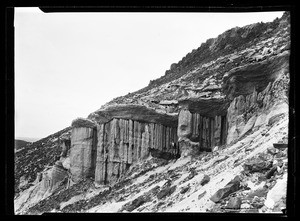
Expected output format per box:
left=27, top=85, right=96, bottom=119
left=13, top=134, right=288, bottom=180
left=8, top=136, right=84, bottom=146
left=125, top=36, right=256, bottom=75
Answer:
left=177, top=108, right=227, bottom=151
left=69, top=116, right=178, bottom=185
left=95, top=118, right=178, bottom=185
left=70, top=119, right=97, bottom=182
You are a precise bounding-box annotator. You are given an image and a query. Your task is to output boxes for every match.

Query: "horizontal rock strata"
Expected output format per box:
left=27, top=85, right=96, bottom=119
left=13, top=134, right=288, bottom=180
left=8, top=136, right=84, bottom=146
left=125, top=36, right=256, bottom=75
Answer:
left=88, top=104, right=178, bottom=127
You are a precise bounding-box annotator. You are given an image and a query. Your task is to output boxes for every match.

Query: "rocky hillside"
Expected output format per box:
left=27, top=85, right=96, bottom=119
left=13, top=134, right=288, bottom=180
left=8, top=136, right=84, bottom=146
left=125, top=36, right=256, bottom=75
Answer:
left=14, top=127, right=71, bottom=195
left=14, top=12, right=290, bottom=214
left=98, top=12, right=289, bottom=111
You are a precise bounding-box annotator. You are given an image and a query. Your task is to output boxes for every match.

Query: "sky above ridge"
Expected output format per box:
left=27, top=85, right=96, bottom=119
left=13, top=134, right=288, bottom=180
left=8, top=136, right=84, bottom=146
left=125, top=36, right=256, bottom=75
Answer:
left=14, top=8, right=284, bottom=139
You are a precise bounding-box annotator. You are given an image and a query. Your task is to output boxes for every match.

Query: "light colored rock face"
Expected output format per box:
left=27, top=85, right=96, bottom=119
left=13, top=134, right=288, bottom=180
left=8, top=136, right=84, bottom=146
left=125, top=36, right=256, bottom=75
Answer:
left=254, top=113, right=267, bottom=129
left=226, top=70, right=289, bottom=145
left=266, top=102, right=289, bottom=125
left=51, top=161, right=68, bottom=192
left=70, top=127, right=97, bottom=183
left=264, top=174, right=287, bottom=210
left=95, top=118, right=178, bottom=185
left=239, top=114, right=257, bottom=138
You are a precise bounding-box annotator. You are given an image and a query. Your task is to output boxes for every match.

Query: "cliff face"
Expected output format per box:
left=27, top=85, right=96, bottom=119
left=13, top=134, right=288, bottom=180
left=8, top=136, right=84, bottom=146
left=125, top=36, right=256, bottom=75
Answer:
left=95, top=118, right=178, bottom=185
left=14, top=12, right=290, bottom=214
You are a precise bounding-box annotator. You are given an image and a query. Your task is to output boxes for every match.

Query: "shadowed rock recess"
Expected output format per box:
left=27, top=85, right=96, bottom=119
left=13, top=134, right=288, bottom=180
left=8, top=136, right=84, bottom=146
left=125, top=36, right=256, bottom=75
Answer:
left=15, top=12, right=290, bottom=214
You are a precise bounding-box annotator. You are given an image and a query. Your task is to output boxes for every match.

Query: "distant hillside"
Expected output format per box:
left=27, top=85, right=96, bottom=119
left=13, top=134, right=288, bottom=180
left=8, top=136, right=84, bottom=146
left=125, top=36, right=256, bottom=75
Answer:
left=15, top=139, right=30, bottom=150
left=15, top=137, right=41, bottom=143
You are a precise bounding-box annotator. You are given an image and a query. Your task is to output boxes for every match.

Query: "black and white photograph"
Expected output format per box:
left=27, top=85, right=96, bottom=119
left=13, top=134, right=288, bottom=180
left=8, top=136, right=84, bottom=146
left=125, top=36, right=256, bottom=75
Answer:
left=12, top=7, right=292, bottom=214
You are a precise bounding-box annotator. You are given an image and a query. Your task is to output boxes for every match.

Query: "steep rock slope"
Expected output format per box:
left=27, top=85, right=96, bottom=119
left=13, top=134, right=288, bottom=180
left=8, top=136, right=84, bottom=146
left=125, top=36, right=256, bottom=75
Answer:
left=97, top=11, right=289, bottom=114
left=14, top=12, right=290, bottom=214
left=14, top=127, right=71, bottom=195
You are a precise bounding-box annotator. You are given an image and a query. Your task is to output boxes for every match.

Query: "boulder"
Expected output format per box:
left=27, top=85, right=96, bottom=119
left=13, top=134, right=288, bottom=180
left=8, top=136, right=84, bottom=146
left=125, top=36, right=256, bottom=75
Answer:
left=246, top=186, right=268, bottom=199
left=265, top=166, right=277, bottom=179
left=210, top=175, right=241, bottom=203
left=273, top=143, right=288, bottom=149
left=180, top=185, right=190, bottom=194
left=226, top=197, right=242, bottom=209
left=157, top=185, right=176, bottom=199
left=200, top=175, right=210, bottom=186
left=264, top=174, right=287, bottom=211
left=123, top=195, right=147, bottom=212
left=243, top=158, right=273, bottom=173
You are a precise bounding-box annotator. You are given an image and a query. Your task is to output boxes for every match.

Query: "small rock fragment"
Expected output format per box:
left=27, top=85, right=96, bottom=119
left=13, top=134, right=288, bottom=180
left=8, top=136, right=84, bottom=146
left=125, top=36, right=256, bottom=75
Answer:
left=265, top=166, right=277, bottom=179
left=180, top=185, right=190, bottom=194
left=198, top=191, right=206, bottom=200
left=200, top=175, right=210, bottom=186
left=210, top=175, right=241, bottom=203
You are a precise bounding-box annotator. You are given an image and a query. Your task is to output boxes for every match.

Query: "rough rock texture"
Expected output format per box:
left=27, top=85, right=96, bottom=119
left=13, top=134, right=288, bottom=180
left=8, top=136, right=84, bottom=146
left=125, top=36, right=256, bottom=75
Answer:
left=88, top=104, right=178, bottom=127
left=177, top=109, right=193, bottom=138
left=226, top=67, right=289, bottom=145
left=264, top=174, right=287, bottom=211
left=50, top=161, right=68, bottom=192
left=95, top=118, right=178, bottom=185
left=226, top=197, right=242, bottom=209
left=70, top=126, right=97, bottom=182
left=14, top=127, right=72, bottom=194
left=72, top=117, right=97, bottom=129
left=177, top=109, right=227, bottom=151
left=14, top=12, right=291, bottom=214
left=210, top=175, right=241, bottom=203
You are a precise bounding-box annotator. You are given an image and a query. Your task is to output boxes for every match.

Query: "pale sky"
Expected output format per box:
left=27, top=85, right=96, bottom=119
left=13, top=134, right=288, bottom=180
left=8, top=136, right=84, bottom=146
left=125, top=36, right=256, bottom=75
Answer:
left=14, top=8, right=284, bottom=139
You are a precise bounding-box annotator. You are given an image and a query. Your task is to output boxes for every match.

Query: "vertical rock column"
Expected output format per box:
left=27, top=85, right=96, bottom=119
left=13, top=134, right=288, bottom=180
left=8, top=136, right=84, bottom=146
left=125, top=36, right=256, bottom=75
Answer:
left=177, top=109, right=193, bottom=139
left=214, top=115, right=222, bottom=146
left=70, top=118, right=97, bottom=183
left=179, top=110, right=227, bottom=151
left=95, top=123, right=106, bottom=185
left=95, top=118, right=178, bottom=185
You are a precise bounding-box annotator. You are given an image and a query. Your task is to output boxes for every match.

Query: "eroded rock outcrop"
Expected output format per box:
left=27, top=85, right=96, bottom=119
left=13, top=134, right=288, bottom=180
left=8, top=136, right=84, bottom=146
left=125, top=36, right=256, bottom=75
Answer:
left=70, top=118, right=97, bottom=182
left=177, top=108, right=227, bottom=152
left=226, top=68, right=289, bottom=144
left=14, top=12, right=291, bottom=214
left=95, top=118, right=178, bottom=185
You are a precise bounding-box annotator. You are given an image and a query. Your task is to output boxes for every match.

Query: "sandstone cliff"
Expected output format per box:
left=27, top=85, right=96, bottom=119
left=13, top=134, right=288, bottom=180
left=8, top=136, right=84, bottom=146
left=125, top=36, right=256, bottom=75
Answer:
left=14, top=12, right=291, bottom=214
